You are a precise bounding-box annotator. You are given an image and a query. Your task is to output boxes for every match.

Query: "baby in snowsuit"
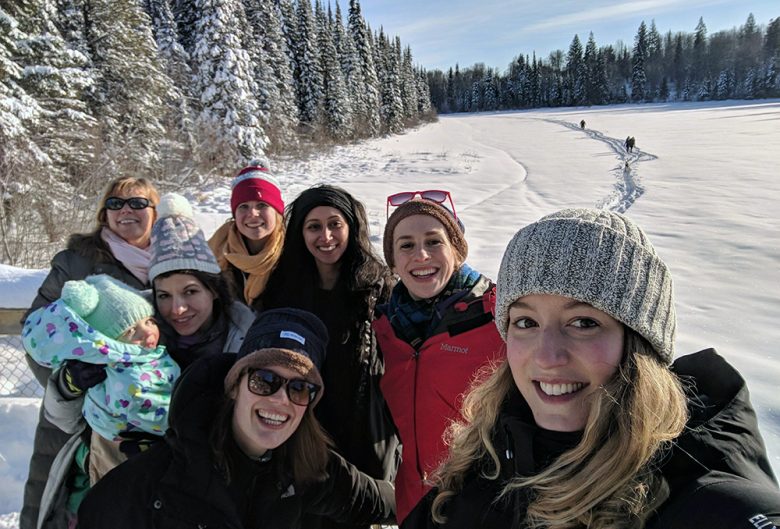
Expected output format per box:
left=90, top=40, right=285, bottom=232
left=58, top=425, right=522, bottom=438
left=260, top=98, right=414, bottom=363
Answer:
left=22, top=273, right=180, bottom=483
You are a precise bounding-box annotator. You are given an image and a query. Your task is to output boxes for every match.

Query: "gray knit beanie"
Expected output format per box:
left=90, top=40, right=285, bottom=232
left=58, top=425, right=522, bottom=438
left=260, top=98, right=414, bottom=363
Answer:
left=495, top=208, right=675, bottom=364
left=148, top=193, right=221, bottom=282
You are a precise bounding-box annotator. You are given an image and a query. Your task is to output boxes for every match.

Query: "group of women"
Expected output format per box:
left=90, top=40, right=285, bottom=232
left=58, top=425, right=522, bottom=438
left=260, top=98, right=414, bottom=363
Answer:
left=20, top=162, right=780, bottom=529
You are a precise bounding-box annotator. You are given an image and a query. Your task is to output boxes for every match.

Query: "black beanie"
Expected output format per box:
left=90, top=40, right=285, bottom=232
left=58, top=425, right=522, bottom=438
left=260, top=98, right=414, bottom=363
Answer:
left=224, top=308, right=329, bottom=404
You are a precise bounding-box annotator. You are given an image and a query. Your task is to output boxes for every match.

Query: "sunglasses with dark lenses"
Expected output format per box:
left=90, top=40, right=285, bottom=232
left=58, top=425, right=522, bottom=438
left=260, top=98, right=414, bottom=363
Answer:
left=247, top=368, right=320, bottom=406
left=104, top=196, right=152, bottom=210
left=386, top=190, right=457, bottom=219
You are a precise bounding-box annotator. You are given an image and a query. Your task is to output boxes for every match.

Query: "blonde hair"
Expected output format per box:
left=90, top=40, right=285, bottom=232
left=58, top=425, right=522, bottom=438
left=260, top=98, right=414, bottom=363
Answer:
left=260, top=209, right=285, bottom=259
left=431, top=330, right=688, bottom=529
left=96, top=176, right=160, bottom=228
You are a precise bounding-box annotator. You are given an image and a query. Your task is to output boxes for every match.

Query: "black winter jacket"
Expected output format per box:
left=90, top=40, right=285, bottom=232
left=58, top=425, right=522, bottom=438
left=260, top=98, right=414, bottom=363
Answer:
left=78, top=353, right=396, bottom=529
left=402, top=349, right=780, bottom=529
left=21, top=231, right=146, bottom=529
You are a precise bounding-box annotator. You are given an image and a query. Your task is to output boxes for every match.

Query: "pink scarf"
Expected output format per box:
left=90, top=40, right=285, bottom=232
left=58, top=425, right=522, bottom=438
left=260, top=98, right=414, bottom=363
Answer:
left=101, top=227, right=153, bottom=285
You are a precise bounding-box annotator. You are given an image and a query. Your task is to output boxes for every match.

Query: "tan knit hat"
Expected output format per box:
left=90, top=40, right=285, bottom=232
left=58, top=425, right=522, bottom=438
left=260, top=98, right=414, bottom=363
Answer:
left=495, top=208, right=676, bottom=364
left=383, top=200, right=467, bottom=268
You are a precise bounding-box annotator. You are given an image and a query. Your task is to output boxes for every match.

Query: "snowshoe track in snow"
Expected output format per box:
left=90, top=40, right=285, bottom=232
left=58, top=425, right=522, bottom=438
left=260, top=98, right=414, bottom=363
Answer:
left=547, top=119, right=657, bottom=213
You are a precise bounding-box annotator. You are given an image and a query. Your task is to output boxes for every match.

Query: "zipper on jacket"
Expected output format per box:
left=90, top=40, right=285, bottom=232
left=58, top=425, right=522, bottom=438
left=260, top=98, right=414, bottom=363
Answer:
left=504, top=425, right=514, bottom=461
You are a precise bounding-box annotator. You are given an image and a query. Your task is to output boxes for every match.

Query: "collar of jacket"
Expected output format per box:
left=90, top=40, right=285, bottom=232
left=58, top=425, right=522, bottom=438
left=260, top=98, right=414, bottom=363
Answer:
left=493, top=386, right=582, bottom=480
left=663, top=348, right=777, bottom=489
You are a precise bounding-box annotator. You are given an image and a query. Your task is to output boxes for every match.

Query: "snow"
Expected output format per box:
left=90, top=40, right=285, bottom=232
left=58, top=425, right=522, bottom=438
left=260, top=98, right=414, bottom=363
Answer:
left=1, top=99, right=779, bottom=524
left=0, top=265, right=47, bottom=310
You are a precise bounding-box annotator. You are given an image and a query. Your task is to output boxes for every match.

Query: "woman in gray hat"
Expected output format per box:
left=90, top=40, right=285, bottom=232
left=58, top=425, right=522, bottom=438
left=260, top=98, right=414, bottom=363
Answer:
left=78, top=308, right=395, bottom=529
left=402, top=208, right=780, bottom=529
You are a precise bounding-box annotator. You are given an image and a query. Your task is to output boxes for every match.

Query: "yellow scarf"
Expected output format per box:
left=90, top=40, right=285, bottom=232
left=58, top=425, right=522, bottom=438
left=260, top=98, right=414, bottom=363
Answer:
left=208, top=221, right=284, bottom=305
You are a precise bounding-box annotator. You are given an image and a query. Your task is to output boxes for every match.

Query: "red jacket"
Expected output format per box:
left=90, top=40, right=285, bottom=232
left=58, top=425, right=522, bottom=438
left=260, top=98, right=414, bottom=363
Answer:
left=373, top=276, right=505, bottom=522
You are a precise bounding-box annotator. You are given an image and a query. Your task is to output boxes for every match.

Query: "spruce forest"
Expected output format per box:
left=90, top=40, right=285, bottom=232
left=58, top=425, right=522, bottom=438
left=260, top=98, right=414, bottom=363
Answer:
left=0, top=0, right=433, bottom=267
left=2, top=4, right=779, bottom=269
left=427, top=14, right=780, bottom=112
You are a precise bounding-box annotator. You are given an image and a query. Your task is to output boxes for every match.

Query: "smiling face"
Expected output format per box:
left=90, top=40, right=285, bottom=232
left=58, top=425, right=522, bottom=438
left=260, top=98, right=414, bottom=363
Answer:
left=391, top=214, right=458, bottom=300
left=506, top=294, right=624, bottom=432
left=234, top=200, right=278, bottom=253
left=119, top=317, right=160, bottom=349
left=105, top=186, right=156, bottom=248
left=231, top=366, right=307, bottom=458
left=302, top=206, right=349, bottom=272
left=153, top=273, right=216, bottom=337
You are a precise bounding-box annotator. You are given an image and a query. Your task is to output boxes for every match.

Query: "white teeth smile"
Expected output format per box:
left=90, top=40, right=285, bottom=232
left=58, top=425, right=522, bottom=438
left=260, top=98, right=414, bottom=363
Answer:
left=317, top=245, right=336, bottom=252
left=257, top=410, right=288, bottom=425
left=539, top=382, right=584, bottom=396
left=118, top=219, right=137, bottom=224
left=411, top=268, right=436, bottom=277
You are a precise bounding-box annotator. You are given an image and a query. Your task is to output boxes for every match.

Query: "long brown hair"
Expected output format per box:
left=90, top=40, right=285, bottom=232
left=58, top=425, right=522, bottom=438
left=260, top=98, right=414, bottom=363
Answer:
left=431, top=329, right=688, bottom=528
left=212, top=371, right=332, bottom=485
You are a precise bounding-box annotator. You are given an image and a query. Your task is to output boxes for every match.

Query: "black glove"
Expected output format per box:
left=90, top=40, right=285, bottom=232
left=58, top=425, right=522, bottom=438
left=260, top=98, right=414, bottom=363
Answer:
left=118, top=430, right=162, bottom=457
left=59, top=360, right=107, bottom=397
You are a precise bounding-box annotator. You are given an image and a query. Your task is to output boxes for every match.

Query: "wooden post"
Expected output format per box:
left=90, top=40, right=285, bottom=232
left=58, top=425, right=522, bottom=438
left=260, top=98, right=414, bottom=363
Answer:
left=0, top=308, right=26, bottom=334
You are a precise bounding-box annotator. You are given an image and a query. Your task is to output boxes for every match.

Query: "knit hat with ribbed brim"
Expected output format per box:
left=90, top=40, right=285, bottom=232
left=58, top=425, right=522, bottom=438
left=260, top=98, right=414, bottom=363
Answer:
left=495, top=208, right=676, bottom=364
left=224, top=308, right=329, bottom=406
left=61, top=274, right=154, bottom=340
left=230, top=160, right=284, bottom=217
left=148, top=193, right=221, bottom=282
left=383, top=199, right=467, bottom=268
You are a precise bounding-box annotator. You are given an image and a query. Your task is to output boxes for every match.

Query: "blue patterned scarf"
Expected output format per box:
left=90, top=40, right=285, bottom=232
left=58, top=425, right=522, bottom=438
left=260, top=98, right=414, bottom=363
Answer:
left=380, top=263, right=482, bottom=348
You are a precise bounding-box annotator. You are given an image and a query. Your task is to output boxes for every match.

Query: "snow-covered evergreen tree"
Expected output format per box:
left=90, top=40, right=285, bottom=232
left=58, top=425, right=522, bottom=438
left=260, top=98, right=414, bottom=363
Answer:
left=416, top=66, right=431, bottom=113
left=566, top=35, right=584, bottom=105
left=631, top=21, right=648, bottom=102
left=275, top=0, right=298, bottom=80
left=244, top=0, right=298, bottom=149
left=400, top=43, right=418, bottom=119
left=294, top=0, right=323, bottom=128
left=715, top=69, right=732, bottom=99
left=483, top=69, right=498, bottom=110
left=347, top=0, right=380, bottom=136
left=693, top=17, right=708, bottom=80
left=375, top=29, right=402, bottom=132
left=0, top=6, right=44, bottom=164
left=144, top=0, right=196, bottom=155
left=84, top=0, right=176, bottom=172
left=583, top=32, right=601, bottom=104
left=335, top=0, right=364, bottom=133
left=317, top=1, right=352, bottom=138
left=645, top=20, right=662, bottom=92
left=192, top=0, right=267, bottom=170
left=7, top=0, right=95, bottom=177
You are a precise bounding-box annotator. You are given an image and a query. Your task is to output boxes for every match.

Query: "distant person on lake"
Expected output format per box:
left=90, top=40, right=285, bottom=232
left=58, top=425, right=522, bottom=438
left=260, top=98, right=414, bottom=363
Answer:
left=580, top=119, right=586, bottom=129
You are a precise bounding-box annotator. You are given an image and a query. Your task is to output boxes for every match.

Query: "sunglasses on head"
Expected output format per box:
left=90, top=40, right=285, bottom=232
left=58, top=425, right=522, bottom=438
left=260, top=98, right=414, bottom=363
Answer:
left=386, top=190, right=457, bottom=219
left=104, top=196, right=153, bottom=211
left=247, top=368, right=321, bottom=407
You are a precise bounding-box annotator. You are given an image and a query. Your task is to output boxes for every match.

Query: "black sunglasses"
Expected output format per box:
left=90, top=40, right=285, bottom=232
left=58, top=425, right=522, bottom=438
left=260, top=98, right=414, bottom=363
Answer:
left=104, top=196, right=152, bottom=210
left=247, top=368, right=320, bottom=407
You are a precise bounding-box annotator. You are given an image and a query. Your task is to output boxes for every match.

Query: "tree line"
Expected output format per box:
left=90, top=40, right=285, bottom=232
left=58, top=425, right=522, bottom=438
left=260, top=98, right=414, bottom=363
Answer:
left=0, top=0, right=433, bottom=266
left=427, top=14, right=780, bottom=113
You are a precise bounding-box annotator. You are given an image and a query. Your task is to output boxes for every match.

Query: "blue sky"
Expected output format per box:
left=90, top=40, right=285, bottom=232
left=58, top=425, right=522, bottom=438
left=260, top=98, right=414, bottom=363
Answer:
left=357, top=0, right=778, bottom=72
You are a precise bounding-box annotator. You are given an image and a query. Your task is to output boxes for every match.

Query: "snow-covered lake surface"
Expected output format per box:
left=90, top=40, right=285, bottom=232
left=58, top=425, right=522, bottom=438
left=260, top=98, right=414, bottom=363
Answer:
left=1, top=99, right=779, bottom=525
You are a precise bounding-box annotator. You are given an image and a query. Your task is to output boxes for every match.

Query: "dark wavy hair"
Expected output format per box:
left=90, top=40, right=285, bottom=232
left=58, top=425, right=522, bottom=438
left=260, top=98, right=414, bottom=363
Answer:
left=260, top=185, right=390, bottom=311
left=152, top=269, right=236, bottom=331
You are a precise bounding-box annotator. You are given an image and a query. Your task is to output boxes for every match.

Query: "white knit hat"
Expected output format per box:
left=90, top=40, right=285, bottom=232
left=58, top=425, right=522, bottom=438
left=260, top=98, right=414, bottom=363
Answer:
left=495, top=208, right=676, bottom=364
left=148, top=193, right=221, bottom=282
